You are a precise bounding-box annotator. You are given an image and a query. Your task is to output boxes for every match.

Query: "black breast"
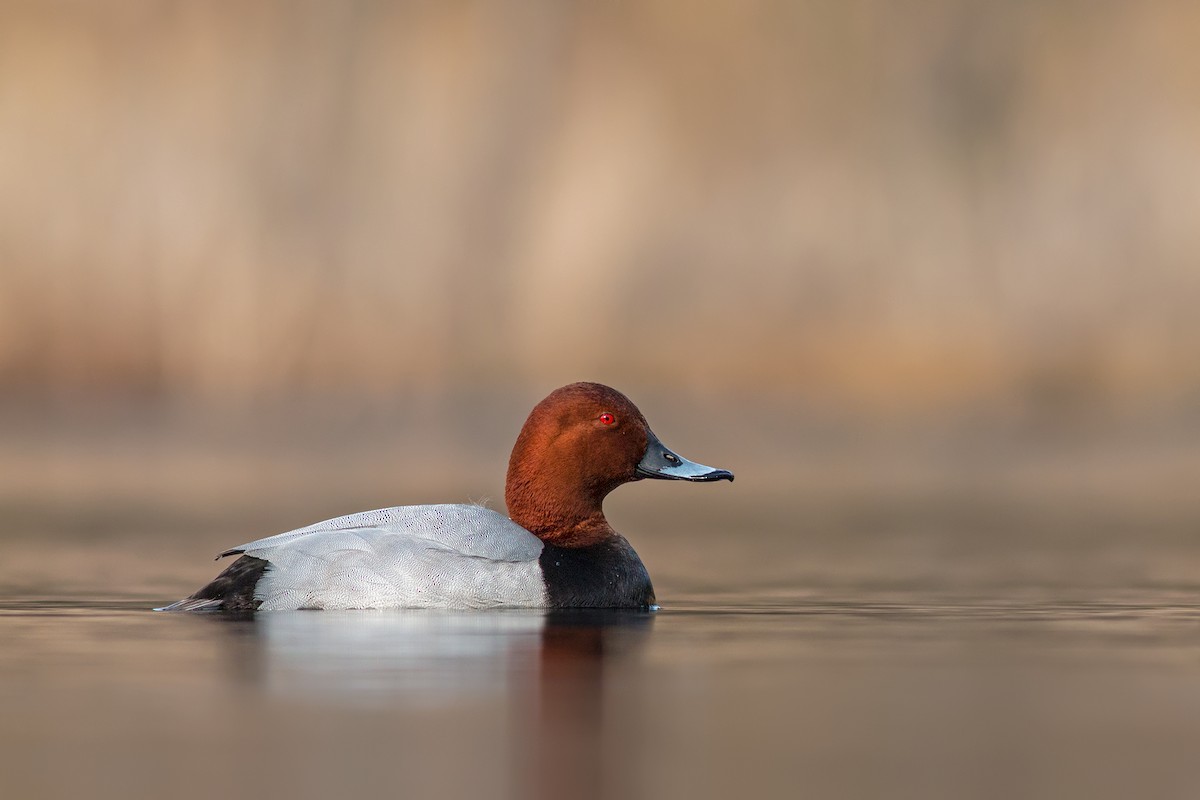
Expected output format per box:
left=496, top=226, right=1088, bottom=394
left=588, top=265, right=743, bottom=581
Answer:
left=538, top=536, right=656, bottom=609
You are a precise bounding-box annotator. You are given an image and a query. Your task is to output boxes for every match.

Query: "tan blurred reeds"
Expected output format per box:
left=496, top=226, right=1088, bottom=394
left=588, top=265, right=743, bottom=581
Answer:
left=1, top=1, right=1198, bottom=413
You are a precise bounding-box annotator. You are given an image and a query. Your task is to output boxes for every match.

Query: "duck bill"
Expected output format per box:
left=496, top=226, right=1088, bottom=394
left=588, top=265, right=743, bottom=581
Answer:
left=635, top=430, right=734, bottom=483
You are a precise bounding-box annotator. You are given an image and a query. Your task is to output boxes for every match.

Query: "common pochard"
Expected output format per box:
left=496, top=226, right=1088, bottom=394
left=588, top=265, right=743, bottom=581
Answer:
left=159, top=382, right=733, bottom=611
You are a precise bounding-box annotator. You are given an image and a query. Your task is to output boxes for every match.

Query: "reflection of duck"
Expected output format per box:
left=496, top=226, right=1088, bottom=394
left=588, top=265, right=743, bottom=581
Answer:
left=528, top=610, right=655, bottom=800
left=204, top=607, right=653, bottom=799
left=162, top=383, right=731, bottom=611
left=245, top=610, right=548, bottom=702
left=213, top=607, right=653, bottom=707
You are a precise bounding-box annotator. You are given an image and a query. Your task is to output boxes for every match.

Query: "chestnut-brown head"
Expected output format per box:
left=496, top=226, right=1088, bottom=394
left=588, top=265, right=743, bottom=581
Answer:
left=505, top=382, right=733, bottom=547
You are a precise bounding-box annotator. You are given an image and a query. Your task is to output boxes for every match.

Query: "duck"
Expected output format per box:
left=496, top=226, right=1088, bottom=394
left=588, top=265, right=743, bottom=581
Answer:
left=159, top=382, right=733, bottom=611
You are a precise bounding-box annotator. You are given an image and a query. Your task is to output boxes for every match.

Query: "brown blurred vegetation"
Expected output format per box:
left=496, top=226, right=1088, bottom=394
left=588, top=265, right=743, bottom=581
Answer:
left=2, top=1, right=1198, bottom=414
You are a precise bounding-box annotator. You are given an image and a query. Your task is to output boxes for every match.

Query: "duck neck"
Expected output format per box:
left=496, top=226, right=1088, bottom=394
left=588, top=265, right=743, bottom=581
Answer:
left=505, top=465, right=615, bottom=548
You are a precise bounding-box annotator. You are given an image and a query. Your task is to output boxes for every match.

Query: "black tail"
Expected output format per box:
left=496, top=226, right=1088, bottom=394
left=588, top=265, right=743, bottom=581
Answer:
left=156, top=555, right=269, bottom=612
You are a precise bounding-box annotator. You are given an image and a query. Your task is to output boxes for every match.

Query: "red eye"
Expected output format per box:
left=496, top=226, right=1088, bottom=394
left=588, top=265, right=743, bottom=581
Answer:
left=599, top=412, right=616, bottom=426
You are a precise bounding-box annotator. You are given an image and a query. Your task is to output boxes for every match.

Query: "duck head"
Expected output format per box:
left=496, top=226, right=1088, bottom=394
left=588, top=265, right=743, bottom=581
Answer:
left=505, top=382, right=733, bottom=547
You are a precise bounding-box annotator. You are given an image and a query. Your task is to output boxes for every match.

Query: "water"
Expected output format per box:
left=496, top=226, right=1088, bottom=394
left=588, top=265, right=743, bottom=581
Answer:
left=4, top=589, right=1200, bottom=800
left=5, top=406, right=1200, bottom=798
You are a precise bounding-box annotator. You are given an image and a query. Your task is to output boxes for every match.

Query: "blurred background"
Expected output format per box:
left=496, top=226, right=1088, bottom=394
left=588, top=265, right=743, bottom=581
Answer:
left=2, top=0, right=1199, bottom=594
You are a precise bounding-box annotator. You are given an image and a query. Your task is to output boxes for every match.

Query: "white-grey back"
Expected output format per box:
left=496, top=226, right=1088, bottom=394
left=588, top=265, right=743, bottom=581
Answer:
left=230, top=504, right=549, bottom=610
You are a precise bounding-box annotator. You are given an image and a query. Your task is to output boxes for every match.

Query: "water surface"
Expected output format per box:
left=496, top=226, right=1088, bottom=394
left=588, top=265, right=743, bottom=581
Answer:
left=5, top=407, right=1200, bottom=799
left=4, top=589, right=1200, bottom=800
